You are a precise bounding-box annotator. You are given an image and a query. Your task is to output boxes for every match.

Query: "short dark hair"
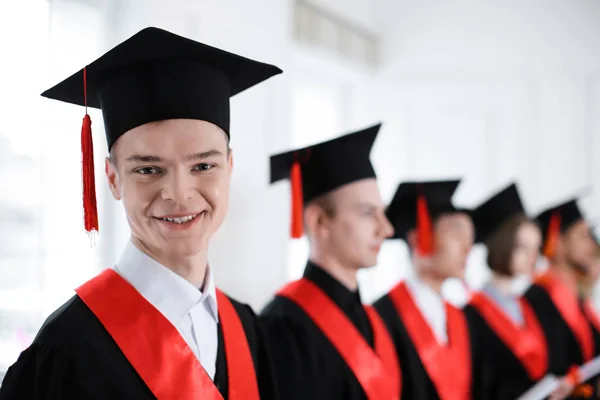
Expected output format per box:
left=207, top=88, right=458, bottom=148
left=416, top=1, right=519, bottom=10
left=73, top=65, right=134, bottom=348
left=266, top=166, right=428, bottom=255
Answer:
left=485, top=213, right=532, bottom=276
left=306, top=192, right=337, bottom=218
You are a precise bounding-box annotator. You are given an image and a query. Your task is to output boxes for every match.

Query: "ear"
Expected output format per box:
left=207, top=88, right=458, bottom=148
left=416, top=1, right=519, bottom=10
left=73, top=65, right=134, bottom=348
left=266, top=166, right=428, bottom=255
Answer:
left=105, top=157, right=122, bottom=201
left=227, top=148, right=234, bottom=175
left=407, top=229, right=418, bottom=251
left=304, top=203, right=330, bottom=240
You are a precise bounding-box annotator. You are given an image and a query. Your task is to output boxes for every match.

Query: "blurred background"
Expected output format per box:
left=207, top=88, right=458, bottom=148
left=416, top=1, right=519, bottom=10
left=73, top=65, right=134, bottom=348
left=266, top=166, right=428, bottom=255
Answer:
left=1, top=0, right=600, bottom=377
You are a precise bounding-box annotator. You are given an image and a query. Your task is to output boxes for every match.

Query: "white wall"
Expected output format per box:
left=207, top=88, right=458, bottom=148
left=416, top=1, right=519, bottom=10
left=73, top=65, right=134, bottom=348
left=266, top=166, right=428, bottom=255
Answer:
left=362, top=0, right=600, bottom=304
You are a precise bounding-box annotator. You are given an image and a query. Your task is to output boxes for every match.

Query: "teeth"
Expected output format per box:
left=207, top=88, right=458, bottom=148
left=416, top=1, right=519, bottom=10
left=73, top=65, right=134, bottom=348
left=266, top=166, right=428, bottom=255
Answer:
left=160, top=214, right=198, bottom=224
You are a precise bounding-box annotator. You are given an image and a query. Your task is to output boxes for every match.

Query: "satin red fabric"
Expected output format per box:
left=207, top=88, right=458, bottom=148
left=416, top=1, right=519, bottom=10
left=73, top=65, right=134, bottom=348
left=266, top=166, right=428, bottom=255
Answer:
left=77, top=268, right=259, bottom=400
left=278, top=278, right=401, bottom=400
left=469, top=292, right=548, bottom=380
left=388, top=281, right=471, bottom=400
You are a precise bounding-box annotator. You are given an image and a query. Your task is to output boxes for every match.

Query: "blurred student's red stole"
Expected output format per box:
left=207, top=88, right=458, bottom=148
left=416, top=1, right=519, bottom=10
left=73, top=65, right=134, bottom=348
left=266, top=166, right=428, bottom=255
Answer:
left=278, top=278, right=402, bottom=400
left=75, top=268, right=259, bottom=400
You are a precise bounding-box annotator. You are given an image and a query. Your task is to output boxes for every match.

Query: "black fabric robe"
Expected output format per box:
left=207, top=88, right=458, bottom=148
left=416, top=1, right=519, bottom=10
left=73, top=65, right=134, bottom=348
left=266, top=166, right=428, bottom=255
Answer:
left=0, top=294, right=279, bottom=400
left=525, top=282, right=600, bottom=399
left=463, top=301, right=541, bottom=399
left=373, top=288, right=480, bottom=400
left=259, top=261, right=374, bottom=400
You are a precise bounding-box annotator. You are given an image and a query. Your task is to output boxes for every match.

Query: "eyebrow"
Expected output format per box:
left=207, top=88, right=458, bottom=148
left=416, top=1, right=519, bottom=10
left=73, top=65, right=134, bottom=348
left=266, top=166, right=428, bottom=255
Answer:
left=354, top=203, right=381, bottom=211
left=125, top=149, right=224, bottom=163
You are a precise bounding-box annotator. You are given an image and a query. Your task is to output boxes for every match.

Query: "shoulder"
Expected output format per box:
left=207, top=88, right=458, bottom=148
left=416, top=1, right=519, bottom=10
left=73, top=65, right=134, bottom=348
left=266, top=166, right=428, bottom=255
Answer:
left=260, top=294, right=305, bottom=319
left=524, top=283, right=553, bottom=306
left=462, top=302, right=484, bottom=325
left=34, top=295, right=98, bottom=348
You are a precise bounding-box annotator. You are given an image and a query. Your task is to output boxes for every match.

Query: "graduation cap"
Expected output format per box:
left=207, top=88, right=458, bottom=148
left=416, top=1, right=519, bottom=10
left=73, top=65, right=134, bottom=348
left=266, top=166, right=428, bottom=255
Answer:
left=41, top=27, right=282, bottom=235
left=270, top=123, right=380, bottom=238
left=471, top=183, right=526, bottom=243
left=536, top=198, right=585, bottom=258
left=385, top=180, right=463, bottom=255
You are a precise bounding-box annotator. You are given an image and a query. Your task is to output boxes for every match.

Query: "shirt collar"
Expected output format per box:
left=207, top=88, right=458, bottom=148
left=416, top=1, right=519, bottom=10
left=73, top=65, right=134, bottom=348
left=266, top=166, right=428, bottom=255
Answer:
left=405, top=275, right=448, bottom=344
left=114, top=240, right=219, bottom=325
left=303, top=260, right=363, bottom=309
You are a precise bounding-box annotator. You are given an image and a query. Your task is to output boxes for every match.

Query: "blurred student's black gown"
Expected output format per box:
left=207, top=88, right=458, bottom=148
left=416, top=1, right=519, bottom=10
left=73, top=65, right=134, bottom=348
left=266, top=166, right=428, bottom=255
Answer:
left=373, top=281, right=479, bottom=400
left=0, top=294, right=278, bottom=400
left=260, top=261, right=375, bottom=400
left=524, top=270, right=600, bottom=399
left=463, top=291, right=548, bottom=400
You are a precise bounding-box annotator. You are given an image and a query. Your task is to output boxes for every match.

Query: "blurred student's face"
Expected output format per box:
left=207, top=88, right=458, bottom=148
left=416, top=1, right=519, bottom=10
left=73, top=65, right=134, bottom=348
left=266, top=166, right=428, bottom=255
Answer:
left=510, top=222, right=542, bottom=277
left=430, top=212, right=475, bottom=280
left=559, top=220, right=596, bottom=274
left=105, top=119, right=233, bottom=260
left=307, top=178, right=394, bottom=271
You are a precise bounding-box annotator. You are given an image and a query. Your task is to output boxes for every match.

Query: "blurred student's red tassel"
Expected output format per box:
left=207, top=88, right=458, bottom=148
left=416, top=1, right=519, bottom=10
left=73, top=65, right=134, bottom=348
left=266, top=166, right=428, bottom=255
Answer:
left=543, top=211, right=561, bottom=259
left=290, top=161, right=303, bottom=238
left=417, top=193, right=434, bottom=256
left=81, top=67, right=98, bottom=234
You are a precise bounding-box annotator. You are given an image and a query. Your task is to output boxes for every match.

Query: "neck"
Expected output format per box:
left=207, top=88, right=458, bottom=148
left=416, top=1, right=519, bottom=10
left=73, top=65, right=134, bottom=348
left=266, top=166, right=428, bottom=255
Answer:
left=416, top=267, right=445, bottom=295
left=490, top=273, right=513, bottom=296
left=550, top=261, right=580, bottom=294
left=132, top=236, right=209, bottom=289
left=309, top=253, right=359, bottom=291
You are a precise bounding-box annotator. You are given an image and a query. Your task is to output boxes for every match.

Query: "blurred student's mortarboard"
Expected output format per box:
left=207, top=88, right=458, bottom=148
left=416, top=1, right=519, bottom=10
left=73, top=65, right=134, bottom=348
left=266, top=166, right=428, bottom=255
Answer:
left=386, top=180, right=464, bottom=256
left=472, top=183, right=526, bottom=243
left=536, top=198, right=586, bottom=258
left=270, top=123, right=380, bottom=238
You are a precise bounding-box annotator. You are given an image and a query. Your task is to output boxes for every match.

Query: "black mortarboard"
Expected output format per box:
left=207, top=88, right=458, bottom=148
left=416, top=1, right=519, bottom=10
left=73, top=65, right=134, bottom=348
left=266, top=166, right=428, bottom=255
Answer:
left=472, top=183, right=526, bottom=243
left=536, top=199, right=585, bottom=255
left=270, top=123, right=380, bottom=238
left=42, top=27, right=282, bottom=149
left=386, top=180, right=462, bottom=242
left=42, top=27, right=282, bottom=235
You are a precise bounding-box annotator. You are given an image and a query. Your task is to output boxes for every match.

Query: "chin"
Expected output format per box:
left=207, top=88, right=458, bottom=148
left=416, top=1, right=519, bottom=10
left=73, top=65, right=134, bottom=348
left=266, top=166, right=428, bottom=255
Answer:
left=356, top=257, right=378, bottom=270
left=163, top=237, right=208, bottom=256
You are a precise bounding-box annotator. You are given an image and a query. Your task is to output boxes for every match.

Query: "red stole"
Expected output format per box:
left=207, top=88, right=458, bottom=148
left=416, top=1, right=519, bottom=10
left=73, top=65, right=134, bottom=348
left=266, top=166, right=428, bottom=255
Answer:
left=469, top=291, right=548, bottom=380
left=76, top=268, right=259, bottom=400
left=278, top=278, right=401, bottom=400
left=535, top=271, right=594, bottom=362
left=388, top=281, right=471, bottom=400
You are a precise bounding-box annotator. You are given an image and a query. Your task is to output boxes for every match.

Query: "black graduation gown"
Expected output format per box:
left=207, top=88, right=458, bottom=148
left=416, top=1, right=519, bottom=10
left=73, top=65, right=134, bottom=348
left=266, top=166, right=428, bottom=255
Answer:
left=259, top=261, right=374, bottom=400
left=0, top=294, right=279, bottom=400
left=463, top=300, right=542, bottom=399
left=373, top=287, right=479, bottom=400
left=525, top=282, right=600, bottom=399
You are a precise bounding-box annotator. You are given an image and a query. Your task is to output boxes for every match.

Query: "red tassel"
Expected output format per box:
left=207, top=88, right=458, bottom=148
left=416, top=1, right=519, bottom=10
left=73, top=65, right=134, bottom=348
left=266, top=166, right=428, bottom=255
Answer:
left=543, top=211, right=561, bottom=258
left=416, top=193, right=434, bottom=256
left=81, top=67, right=98, bottom=234
left=81, top=114, right=98, bottom=233
left=290, top=161, right=304, bottom=238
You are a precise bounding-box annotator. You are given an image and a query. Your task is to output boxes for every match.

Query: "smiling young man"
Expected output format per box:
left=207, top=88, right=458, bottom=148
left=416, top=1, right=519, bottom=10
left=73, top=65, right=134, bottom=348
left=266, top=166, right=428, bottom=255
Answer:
left=372, top=180, right=477, bottom=400
left=260, top=124, right=401, bottom=400
left=0, top=27, right=281, bottom=400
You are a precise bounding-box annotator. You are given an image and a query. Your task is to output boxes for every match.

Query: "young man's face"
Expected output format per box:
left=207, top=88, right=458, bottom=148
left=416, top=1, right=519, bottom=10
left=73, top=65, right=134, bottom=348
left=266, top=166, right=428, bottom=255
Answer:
left=105, top=119, right=233, bottom=259
left=561, top=219, right=597, bottom=274
left=430, top=212, right=474, bottom=280
left=312, top=178, right=394, bottom=270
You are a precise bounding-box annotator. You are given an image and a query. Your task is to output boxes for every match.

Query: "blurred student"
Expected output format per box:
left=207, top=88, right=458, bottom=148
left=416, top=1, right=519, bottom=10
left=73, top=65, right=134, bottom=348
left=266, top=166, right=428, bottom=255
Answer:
left=260, top=124, right=401, bottom=400
left=525, top=198, right=600, bottom=399
left=463, top=183, right=550, bottom=399
left=373, top=180, right=478, bottom=400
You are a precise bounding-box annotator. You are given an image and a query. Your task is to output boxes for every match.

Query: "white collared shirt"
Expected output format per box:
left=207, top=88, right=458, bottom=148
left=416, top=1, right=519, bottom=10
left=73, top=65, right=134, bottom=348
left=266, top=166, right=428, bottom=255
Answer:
left=482, top=281, right=525, bottom=326
left=406, top=277, right=448, bottom=344
left=114, top=240, right=219, bottom=379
